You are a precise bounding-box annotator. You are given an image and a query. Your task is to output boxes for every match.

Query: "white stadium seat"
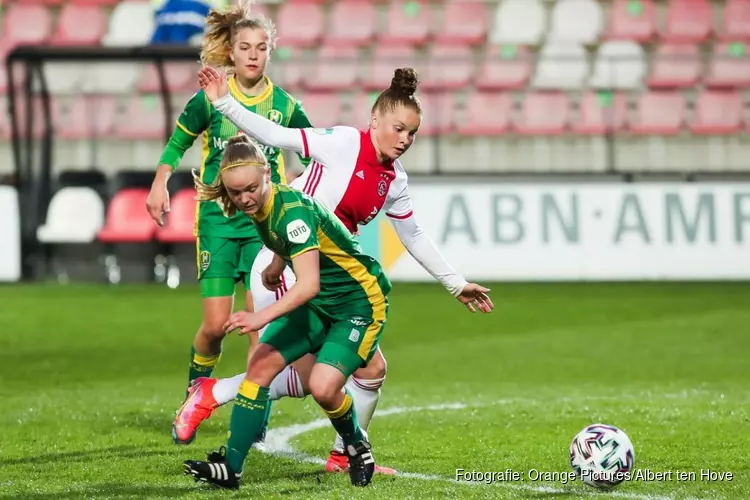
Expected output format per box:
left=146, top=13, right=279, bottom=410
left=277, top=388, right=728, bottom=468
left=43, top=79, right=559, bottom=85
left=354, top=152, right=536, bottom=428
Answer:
left=532, top=42, right=590, bottom=89
left=588, top=40, right=646, bottom=89
left=491, top=0, right=547, bottom=45
left=549, top=0, right=603, bottom=44
left=37, top=187, right=105, bottom=244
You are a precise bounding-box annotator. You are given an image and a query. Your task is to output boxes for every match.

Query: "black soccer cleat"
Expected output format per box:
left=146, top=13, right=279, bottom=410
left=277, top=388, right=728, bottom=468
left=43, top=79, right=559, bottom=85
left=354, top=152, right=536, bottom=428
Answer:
left=345, top=439, right=375, bottom=487
left=183, top=447, right=241, bottom=490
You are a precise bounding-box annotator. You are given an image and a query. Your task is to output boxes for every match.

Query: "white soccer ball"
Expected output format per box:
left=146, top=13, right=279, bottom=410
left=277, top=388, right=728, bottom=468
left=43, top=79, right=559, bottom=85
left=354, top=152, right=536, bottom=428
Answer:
left=570, top=423, right=635, bottom=489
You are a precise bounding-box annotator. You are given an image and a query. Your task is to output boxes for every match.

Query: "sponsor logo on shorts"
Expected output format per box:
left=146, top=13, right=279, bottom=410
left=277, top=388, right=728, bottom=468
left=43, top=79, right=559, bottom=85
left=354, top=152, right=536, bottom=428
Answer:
left=286, top=219, right=311, bottom=244
left=349, top=317, right=369, bottom=327
left=348, top=329, right=360, bottom=342
left=200, top=250, right=211, bottom=271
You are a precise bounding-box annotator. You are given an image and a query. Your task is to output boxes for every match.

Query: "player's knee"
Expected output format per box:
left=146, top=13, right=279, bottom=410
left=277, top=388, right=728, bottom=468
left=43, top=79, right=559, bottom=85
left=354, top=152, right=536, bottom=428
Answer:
left=199, top=318, right=228, bottom=343
left=246, top=345, right=286, bottom=386
left=308, top=378, right=340, bottom=408
left=358, top=352, right=387, bottom=380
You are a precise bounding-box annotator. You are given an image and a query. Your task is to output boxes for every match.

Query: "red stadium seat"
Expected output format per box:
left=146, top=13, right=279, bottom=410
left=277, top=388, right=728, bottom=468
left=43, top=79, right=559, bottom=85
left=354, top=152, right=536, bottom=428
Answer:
left=647, top=43, right=701, bottom=89
left=305, top=45, right=359, bottom=92
left=690, top=91, right=744, bottom=134
left=606, top=0, right=656, bottom=41
left=662, top=0, right=712, bottom=43
left=456, top=92, right=513, bottom=136
left=15, top=0, right=62, bottom=7
left=324, top=1, right=377, bottom=47
left=3, top=4, right=53, bottom=45
left=514, top=93, right=569, bottom=135
left=55, top=96, right=116, bottom=140
left=706, top=42, right=750, bottom=88
left=421, top=43, right=474, bottom=91
left=433, top=0, right=489, bottom=46
left=113, top=95, right=165, bottom=140
left=721, top=0, right=750, bottom=41
left=416, top=93, right=456, bottom=136
left=52, top=4, right=107, bottom=45
left=362, top=45, right=417, bottom=91
left=572, top=91, right=628, bottom=135
left=475, top=44, right=532, bottom=90
left=276, top=2, right=324, bottom=47
left=136, top=62, right=196, bottom=93
left=297, top=93, right=343, bottom=128
left=381, top=0, right=432, bottom=46
left=68, top=0, right=119, bottom=6
left=630, top=91, right=685, bottom=135
left=269, top=47, right=304, bottom=91
left=98, top=189, right=155, bottom=244
left=156, top=189, right=197, bottom=244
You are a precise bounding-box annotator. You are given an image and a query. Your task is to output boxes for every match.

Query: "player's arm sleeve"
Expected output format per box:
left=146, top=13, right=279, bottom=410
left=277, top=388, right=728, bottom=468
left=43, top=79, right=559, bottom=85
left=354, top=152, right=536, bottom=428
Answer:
left=287, top=99, right=313, bottom=168
left=212, top=94, right=339, bottom=164
left=387, top=186, right=468, bottom=298
left=158, top=91, right=209, bottom=169
left=280, top=206, right=321, bottom=260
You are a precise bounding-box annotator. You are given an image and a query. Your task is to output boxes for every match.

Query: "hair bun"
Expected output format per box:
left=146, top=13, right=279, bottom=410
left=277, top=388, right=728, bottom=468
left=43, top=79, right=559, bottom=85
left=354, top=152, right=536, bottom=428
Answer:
left=390, top=68, right=419, bottom=96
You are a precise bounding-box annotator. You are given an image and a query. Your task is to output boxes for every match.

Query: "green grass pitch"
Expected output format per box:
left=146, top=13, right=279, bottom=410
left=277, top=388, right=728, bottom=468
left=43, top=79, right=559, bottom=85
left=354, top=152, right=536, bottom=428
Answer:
left=0, top=282, right=747, bottom=499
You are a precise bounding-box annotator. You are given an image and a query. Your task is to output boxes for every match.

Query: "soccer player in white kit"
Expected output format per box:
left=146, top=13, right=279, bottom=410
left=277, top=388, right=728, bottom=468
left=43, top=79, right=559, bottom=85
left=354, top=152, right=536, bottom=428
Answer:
left=174, top=65, right=494, bottom=474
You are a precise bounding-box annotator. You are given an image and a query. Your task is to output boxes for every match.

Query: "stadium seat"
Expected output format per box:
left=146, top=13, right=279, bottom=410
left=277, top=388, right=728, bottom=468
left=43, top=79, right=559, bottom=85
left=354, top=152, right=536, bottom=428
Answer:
left=491, top=0, right=546, bottom=45
left=721, top=0, right=750, bottom=41
left=456, top=92, right=513, bottom=136
left=417, top=93, right=456, bottom=136
left=55, top=96, right=117, bottom=140
left=690, top=91, right=744, bottom=134
left=156, top=188, right=197, bottom=244
left=102, top=1, right=154, bottom=46
left=37, top=187, right=105, bottom=244
left=630, top=91, right=685, bottom=134
left=42, top=63, right=85, bottom=95
left=662, top=0, right=712, bottom=43
left=548, top=0, right=603, bottom=44
left=514, top=92, right=570, bottom=135
left=606, top=0, right=656, bottom=41
left=381, top=0, right=431, bottom=46
left=113, top=95, right=165, bottom=139
left=433, top=0, right=489, bottom=46
left=706, top=42, right=750, bottom=88
left=268, top=47, right=304, bottom=91
left=362, top=45, right=417, bottom=90
left=588, top=41, right=646, bottom=89
left=3, top=4, right=53, bottom=45
left=421, top=44, right=474, bottom=91
left=52, top=4, right=107, bottom=45
left=324, top=1, right=377, bottom=47
left=647, top=43, right=701, bottom=89
left=572, top=91, right=628, bottom=134
left=305, top=45, right=359, bottom=92
left=475, top=44, right=532, bottom=90
left=296, top=93, right=343, bottom=128
left=532, top=43, right=589, bottom=90
left=97, top=188, right=155, bottom=243
left=12, top=96, right=46, bottom=139
left=276, top=2, right=324, bottom=47
left=136, top=62, right=197, bottom=93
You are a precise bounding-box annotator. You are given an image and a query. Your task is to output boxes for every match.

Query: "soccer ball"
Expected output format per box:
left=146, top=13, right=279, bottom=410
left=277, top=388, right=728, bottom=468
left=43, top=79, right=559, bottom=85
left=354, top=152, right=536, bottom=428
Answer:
left=570, top=423, right=635, bottom=489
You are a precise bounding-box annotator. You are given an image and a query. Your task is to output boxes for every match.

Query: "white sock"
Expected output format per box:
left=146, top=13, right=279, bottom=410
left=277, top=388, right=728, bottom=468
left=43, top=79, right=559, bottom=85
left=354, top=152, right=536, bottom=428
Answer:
left=333, top=376, right=385, bottom=453
left=269, top=365, right=305, bottom=401
left=212, top=373, right=245, bottom=405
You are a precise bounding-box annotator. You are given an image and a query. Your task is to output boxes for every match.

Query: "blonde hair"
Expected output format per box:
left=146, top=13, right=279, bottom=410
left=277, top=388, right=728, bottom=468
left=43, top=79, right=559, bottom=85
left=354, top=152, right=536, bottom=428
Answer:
left=200, top=0, right=278, bottom=68
left=193, top=135, right=269, bottom=217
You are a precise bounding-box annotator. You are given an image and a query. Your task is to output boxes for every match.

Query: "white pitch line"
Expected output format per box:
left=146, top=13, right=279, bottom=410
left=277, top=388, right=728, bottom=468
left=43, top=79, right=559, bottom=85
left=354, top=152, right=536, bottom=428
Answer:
left=260, top=401, right=693, bottom=500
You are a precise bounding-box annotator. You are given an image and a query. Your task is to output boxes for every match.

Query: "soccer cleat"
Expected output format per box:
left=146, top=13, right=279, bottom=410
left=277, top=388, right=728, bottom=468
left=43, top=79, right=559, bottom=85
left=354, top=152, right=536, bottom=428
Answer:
left=183, top=447, right=241, bottom=489
left=345, top=439, right=376, bottom=487
left=172, top=377, right=219, bottom=445
left=326, top=450, right=397, bottom=476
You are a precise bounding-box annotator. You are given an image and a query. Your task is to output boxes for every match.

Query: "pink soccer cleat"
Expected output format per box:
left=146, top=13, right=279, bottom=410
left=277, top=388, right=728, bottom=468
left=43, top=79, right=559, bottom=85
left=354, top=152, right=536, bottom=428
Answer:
left=172, top=377, right=219, bottom=445
left=325, top=450, right=397, bottom=476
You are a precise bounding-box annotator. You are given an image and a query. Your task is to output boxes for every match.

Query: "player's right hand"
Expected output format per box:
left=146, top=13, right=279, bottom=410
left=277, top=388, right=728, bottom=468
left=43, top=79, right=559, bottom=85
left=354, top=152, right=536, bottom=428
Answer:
left=146, top=185, right=170, bottom=226
left=261, top=265, right=284, bottom=292
left=198, top=66, right=228, bottom=102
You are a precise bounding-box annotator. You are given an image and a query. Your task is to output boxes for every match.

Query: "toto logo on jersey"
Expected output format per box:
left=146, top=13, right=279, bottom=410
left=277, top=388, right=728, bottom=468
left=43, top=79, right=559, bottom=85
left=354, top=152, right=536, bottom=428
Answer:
left=286, top=219, right=310, bottom=244
left=377, top=180, right=387, bottom=197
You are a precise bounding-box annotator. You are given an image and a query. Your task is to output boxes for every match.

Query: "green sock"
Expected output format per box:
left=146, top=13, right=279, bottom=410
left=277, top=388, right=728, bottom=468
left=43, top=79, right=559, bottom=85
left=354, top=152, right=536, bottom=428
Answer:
left=323, top=390, right=364, bottom=448
left=226, top=380, right=270, bottom=473
left=259, top=401, right=272, bottom=441
left=188, top=346, right=220, bottom=391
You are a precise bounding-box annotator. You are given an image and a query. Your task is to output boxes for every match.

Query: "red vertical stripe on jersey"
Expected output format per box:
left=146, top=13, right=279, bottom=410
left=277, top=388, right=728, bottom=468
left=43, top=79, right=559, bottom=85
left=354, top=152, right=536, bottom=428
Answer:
left=308, top=162, right=324, bottom=196
left=303, top=161, right=318, bottom=194
left=280, top=273, right=288, bottom=294
left=300, top=130, right=309, bottom=158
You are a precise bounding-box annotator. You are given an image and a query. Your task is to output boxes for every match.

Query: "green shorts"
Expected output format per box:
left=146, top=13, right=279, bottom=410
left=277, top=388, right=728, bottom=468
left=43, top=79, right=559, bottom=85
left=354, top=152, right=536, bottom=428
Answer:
left=261, top=300, right=389, bottom=377
left=196, top=236, right=263, bottom=298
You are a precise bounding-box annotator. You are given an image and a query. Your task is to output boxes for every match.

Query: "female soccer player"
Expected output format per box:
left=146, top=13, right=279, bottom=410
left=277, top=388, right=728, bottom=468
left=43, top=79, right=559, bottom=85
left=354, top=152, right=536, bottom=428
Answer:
left=177, top=65, right=493, bottom=472
left=145, top=0, right=311, bottom=445
left=184, top=135, right=384, bottom=489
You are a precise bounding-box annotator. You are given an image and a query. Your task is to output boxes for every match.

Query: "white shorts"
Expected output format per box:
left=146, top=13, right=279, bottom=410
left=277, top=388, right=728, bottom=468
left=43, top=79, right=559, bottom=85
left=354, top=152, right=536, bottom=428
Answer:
left=250, top=246, right=297, bottom=337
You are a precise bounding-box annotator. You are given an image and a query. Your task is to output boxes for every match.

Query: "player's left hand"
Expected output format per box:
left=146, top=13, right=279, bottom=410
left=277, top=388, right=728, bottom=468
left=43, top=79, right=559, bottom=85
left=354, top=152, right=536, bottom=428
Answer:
left=457, top=283, right=494, bottom=313
left=224, top=312, right=268, bottom=335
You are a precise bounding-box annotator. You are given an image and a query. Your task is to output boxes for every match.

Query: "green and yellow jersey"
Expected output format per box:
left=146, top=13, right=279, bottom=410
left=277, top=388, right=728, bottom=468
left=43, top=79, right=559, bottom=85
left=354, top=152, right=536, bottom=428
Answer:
left=159, top=76, right=312, bottom=238
left=253, top=183, right=391, bottom=316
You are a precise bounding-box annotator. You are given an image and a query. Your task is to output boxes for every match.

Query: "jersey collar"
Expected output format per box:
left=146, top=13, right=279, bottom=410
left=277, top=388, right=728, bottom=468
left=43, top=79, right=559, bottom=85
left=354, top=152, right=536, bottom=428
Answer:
left=360, top=129, right=394, bottom=170
left=229, top=75, right=273, bottom=107
left=253, top=183, right=276, bottom=222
